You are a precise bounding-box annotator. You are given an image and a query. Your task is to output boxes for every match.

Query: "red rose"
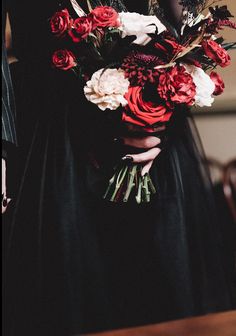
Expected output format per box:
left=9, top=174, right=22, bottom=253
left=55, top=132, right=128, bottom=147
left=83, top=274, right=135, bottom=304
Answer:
left=69, top=17, right=93, bottom=43
left=157, top=65, right=196, bottom=106
left=50, top=9, right=72, bottom=36
left=52, top=50, right=77, bottom=70
left=210, top=71, right=225, bottom=96
left=123, top=86, right=172, bottom=128
left=90, top=6, right=119, bottom=29
left=202, top=40, right=231, bottom=68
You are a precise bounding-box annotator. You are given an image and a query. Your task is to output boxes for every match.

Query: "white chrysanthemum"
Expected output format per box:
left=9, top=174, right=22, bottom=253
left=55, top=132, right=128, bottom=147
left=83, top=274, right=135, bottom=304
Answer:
left=84, top=68, right=129, bottom=111
left=118, top=12, right=166, bottom=46
left=184, top=64, right=215, bottom=107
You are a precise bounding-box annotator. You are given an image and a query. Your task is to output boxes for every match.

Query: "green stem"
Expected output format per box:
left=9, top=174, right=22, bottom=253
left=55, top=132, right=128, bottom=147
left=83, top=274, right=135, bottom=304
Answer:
left=123, top=165, right=137, bottom=202
left=142, top=175, right=151, bottom=203
left=104, top=165, right=157, bottom=204
left=135, top=175, right=143, bottom=204
left=146, top=174, right=157, bottom=195
left=103, top=171, right=117, bottom=200
left=110, top=165, right=128, bottom=202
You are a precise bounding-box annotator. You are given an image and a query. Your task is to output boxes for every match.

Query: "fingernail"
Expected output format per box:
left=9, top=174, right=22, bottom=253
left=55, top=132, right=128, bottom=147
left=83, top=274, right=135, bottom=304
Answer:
left=2, top=193, right=4, bottom=202
left=3, top=198, right=8, bottom=207
left=122, top=156, right=133, bottom=162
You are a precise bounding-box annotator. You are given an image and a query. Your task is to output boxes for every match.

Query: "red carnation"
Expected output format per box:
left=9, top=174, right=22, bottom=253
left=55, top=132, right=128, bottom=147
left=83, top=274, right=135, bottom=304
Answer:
left=202, top=40, right=231, bottom=68
left=123, top=86, right=172, bottom=128
left=210, top=71, right=225, bottom=96
left=52, top=50, right=77, bottom=70
left=50, top=9, right=72, bottom=36
left=69, top=17, right=93, bottom=43
left=90, top=6, right=120, bottom=29
left=157, top=65, right=196, bottom=106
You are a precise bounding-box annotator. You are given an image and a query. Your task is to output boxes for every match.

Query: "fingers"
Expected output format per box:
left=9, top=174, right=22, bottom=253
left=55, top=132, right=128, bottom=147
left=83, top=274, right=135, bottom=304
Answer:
left=122, top=136, right=161, bottom=149
left=2, top=194, right=11, bottom=214
left=124, top=147, right=161, bottom=164
left=141, top=160, right=154, bottom=176
left=2, top=158, right=9, bottom=214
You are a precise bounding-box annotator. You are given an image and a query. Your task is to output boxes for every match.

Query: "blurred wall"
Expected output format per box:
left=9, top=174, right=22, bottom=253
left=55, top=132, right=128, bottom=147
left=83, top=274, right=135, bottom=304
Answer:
left=194, top=0, right=236, bottom=164
left=195, top=114, right=236, bottom=162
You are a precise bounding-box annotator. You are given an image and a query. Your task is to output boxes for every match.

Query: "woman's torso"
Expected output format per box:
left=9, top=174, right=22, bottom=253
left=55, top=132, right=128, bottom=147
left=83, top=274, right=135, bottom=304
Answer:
left=8, top=0, right=151, bottom=62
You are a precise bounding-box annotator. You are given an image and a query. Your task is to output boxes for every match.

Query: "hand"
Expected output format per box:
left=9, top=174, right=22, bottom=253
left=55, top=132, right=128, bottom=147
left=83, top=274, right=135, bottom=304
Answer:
left=122, top=136, right=161, bottom=176
left=2, top=158, right=11, bottom=214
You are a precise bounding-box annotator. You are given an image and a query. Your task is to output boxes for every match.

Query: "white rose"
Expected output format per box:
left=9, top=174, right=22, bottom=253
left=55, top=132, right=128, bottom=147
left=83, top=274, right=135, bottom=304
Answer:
left=118, top=12, right=166, bottom=46
left=84, top=68, right=129, bottom=111
left=184, top=64, right=215, bottom=107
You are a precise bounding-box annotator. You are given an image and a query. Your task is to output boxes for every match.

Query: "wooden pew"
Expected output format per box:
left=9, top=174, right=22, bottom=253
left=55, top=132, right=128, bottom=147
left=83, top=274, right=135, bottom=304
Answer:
left=84, top=310, right=236, bottom=336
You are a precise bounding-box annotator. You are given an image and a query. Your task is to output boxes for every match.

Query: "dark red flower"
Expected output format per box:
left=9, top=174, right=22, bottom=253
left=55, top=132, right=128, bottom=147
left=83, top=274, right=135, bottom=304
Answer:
left=123, top=86, right=172, bottom=128
left=207, top=19, right=236, bottom=34
left=121, top=51, right=163, bottom=86
left=69, top=17, right=93, bottom=43
left=52, top=50, right=77, bottom=70
left=202, top=39, right=231, bottom=67
left=50, top=9, right=72, bottom=36
left=157, top=65, right=196, bottom=106
left=154, top=38, right=184, bottom=59
left=217, top=19, right=236, bottom=29
left=90, top=6, right=120, bottom=29
left=210, top=71, right=225, bottom=95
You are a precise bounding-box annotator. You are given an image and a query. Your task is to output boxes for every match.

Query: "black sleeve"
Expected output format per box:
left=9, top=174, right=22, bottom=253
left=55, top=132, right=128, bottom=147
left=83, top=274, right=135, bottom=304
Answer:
left=2, top=0, right=17, bottom=151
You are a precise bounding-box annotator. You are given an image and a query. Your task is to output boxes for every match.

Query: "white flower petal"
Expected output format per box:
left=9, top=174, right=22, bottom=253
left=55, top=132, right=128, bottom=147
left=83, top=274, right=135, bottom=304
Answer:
left=84, top=68, right=130, bottom=111
left=118, top=12, right=166, bottom=46
left=184, top=64, right=215, bottom=107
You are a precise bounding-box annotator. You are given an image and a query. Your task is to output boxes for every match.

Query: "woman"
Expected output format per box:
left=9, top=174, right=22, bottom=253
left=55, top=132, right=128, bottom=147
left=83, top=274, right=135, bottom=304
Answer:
left=4, top=1, right=235, bottom=335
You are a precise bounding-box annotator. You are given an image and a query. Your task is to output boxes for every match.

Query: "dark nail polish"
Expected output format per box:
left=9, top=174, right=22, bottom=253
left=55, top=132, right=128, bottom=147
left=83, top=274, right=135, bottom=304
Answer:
left=122, top=156, right=133, bottom=162
left=3, top=198, right=8, bottom=207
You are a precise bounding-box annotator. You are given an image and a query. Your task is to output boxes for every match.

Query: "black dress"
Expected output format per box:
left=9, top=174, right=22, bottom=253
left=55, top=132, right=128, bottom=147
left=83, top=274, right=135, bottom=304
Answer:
left=4, top=1, right=235, bottom=335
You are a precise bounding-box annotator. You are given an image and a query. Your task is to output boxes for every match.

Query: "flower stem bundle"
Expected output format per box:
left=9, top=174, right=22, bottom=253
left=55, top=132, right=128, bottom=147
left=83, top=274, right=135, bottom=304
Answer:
left=103, top=163, right=156, bottom=203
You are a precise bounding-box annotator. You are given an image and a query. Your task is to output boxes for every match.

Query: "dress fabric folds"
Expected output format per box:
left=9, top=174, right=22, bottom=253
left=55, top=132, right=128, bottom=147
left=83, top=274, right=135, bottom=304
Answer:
left=4, top=1, right=235, bottom=335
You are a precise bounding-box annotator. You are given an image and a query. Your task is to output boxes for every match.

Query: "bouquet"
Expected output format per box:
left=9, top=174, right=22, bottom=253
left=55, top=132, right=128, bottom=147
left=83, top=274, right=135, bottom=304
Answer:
left=50, top=0, right=236, bottom=203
